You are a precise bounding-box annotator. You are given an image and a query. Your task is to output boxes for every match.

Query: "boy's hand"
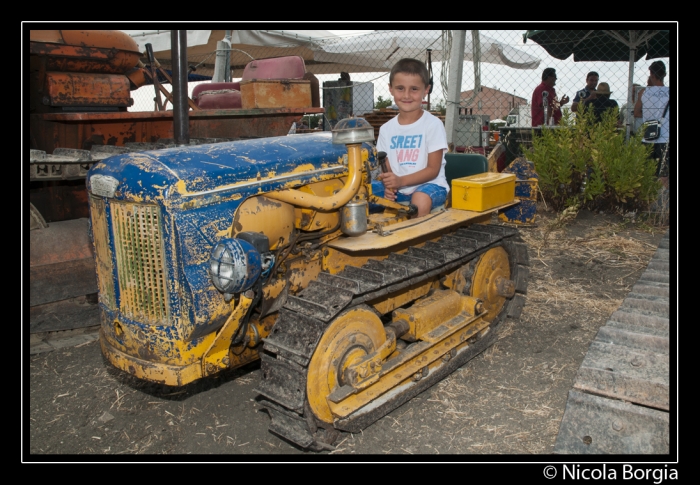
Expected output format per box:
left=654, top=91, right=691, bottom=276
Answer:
left=383, top=187, right=397, bottom=201
left=377, top=172, right=402, bottom=191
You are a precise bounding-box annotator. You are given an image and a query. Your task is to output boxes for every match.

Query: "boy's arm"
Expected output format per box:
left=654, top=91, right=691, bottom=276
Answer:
left=378, top=150, right=442, bottom=191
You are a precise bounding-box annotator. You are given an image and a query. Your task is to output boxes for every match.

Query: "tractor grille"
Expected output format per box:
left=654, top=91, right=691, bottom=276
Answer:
left=89, top=195, right=115, bottom=308
left=111, top=201, right=169, bottom=324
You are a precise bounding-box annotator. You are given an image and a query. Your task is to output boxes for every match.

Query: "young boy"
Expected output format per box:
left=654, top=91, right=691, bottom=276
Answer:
left=375, top=58, right=449, bottom=218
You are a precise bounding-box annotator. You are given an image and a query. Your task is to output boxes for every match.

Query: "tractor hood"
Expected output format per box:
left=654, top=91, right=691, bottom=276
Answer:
left=87, top=132, right=373, bottom=205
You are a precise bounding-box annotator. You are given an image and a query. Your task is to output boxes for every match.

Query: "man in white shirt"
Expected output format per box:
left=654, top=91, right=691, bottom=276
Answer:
left=634, top=60, right=670, bottom=187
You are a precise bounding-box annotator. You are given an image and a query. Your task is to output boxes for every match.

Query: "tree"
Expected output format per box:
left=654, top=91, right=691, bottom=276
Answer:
left=375, top=95, right=394, bottom=110
left=431, top=99, right=446, bottom=115
left=301, top=114, right=322, bottom=129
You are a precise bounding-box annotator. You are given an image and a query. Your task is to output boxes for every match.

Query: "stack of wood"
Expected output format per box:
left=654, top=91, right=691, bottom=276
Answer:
left=361, top=109, right=445, bottom=141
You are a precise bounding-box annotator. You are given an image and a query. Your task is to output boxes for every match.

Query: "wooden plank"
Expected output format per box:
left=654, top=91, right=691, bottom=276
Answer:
left=595, top=326, right=669, bottom=354
left=554, top=390, right=669, bottom=454
left=573, top=341, right=669, bottom=410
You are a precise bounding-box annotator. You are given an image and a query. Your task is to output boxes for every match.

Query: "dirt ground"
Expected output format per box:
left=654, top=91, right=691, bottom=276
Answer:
left=25, top=204, right=671, bottom=461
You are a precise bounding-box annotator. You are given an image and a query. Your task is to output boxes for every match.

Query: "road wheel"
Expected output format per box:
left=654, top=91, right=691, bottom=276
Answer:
left=306, top=306, right=386, bottom=424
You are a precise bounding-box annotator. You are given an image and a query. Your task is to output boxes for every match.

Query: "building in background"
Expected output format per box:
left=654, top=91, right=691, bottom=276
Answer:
left=459, top=86, right=528, bottom=122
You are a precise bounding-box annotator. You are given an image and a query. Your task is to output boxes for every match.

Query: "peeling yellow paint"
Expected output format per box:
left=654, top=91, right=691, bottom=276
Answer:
left=291, top=163, right=316, bottom=173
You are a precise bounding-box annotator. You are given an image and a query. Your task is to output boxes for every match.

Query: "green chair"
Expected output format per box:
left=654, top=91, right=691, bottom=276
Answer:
left=444, top=153, right=488, bottom=185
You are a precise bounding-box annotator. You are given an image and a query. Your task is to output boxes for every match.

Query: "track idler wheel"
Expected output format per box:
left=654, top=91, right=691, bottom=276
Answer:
left=469, top=246, right=514, bottom=323
left=306, top=306, right=386, bottom=425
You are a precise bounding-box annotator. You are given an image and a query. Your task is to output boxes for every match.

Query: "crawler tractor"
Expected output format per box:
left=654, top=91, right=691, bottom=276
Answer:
left=88, top=118, right=529, bottom=450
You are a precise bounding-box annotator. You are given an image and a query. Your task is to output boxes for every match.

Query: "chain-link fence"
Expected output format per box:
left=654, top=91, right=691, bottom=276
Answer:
left=129, top=29, right=671, bottom=150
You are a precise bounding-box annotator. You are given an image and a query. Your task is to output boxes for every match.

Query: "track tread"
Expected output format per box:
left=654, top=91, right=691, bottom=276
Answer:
left=255, top=223, right=528, bottom=449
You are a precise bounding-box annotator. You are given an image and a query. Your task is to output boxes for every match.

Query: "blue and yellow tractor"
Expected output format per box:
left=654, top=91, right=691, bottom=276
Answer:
left=87, top=117, right=529, bottom=450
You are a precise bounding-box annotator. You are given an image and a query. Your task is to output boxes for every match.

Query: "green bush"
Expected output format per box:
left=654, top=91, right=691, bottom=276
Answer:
left=524, top=105, right=660, bottom=213
left=375, top=96, right=394, bottom=110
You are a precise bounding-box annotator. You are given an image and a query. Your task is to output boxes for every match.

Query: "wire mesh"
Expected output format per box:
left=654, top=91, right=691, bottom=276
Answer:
left=128, top=29, right=671, bottom=149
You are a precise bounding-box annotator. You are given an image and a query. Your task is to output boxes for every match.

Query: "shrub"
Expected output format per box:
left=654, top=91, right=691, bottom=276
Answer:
left=374, top=96, right=394, bottom=110
left=524, top=105, right=660, bottom=214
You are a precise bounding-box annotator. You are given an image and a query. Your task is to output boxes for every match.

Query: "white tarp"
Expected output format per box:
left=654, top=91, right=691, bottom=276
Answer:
left=313, top=30, right=541, bottom=71
left=121, top=30, right=213, bottom=54
left=121, top=29, right=337, bottom=56
left=119, top=29, right=372, bottom=77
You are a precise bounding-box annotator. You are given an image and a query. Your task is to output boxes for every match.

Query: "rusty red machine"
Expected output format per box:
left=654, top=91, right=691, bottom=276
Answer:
left=28, top=30, right=323, bottom=316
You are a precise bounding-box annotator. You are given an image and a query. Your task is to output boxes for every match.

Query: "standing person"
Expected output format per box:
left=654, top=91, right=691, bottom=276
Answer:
left=634, top=60, right=670, bottom=186
left=581, top=82, right=619, bottom=123
left=375, top=58, right=449, bottom=218
left=531, top=67, right=570, bottom=127
left=571, top=71, right=599, bottom=113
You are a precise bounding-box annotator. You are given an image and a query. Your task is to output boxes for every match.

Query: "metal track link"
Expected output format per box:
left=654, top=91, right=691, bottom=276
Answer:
left=256, top=223, right=529, bottom=449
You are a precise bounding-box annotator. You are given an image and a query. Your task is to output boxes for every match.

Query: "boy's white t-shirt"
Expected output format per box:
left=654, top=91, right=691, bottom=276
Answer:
left=376, top=111, right=449, bottom=195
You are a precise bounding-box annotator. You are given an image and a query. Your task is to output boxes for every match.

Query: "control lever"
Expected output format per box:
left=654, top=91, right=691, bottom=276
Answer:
left=377, top=151, right=389, bottom=173
left=376, top=151, right=418, bottom=217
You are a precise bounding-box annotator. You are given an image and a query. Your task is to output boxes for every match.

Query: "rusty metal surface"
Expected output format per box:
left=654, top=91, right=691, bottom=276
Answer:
left=29, top=257, right=97, bottom=308
left=29, top=295, right=99, bottom=334
left=30, top=218, right=93, bottom=266
left=29, top=218, right=97, bottom=306
left=30, top=108, right=323, bottom=154
left=555, top=229, right=671, bottom=454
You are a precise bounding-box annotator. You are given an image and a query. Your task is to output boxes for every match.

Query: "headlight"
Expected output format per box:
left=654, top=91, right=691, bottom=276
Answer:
left=208, top=238, right=262, bottom=295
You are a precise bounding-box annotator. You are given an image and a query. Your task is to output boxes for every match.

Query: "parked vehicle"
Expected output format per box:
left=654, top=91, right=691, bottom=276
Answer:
left=87, top=116, right=529, bottom=450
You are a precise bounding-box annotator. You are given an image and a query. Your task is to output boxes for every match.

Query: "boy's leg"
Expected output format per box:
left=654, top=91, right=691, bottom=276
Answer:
left=410, top=192, right=433, bottom=217
left=409, top=183, right=447, bottom=218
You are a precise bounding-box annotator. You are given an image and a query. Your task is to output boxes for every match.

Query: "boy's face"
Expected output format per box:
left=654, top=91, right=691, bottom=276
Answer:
left=389, top=73, right=430, bottom=114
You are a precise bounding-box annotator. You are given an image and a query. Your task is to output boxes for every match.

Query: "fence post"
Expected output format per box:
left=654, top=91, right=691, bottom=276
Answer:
left=445, top=30, right=466, bottom=150
left=213, top=39, right=231, bottom=83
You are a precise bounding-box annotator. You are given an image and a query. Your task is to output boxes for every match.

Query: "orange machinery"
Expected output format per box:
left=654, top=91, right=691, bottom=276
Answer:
left=29, top=30, right=323, bottom=311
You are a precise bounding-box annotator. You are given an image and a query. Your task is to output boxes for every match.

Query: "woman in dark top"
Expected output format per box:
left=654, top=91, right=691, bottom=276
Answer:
left=581, top=82, right=618, bottom=123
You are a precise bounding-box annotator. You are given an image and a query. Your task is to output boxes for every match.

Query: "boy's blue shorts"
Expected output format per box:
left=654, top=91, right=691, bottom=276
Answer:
left=370, top=181, right=447, bottom=212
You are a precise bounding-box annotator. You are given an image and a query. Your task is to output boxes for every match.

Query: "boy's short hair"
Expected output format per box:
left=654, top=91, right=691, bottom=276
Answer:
left=586, top=71, right=599, bottom=79
left=542, top=67, right=556, bottom=81
left=650, top=60, right=666, bottom=79
left=389, top=58, right=430, bottom=86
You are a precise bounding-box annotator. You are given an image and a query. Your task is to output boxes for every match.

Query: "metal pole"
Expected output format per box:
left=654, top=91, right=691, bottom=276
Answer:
left=224, top=30, right=232, bottom=82
left=171, top=30, right=190, bottom=146
left=213, top=41, right=229, bottom=82
left=625, top=32, right=637, bottom=141
left=445, top=30, right=466, bottom=150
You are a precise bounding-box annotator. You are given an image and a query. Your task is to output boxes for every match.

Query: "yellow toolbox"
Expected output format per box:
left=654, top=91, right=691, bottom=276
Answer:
left=240, top=79, right=312, bottom=109
left=451, top=172, right=516, bottom=212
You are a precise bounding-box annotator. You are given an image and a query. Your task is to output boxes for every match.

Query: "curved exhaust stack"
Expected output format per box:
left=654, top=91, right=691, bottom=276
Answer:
left=264, top=143, right=364, bottom=210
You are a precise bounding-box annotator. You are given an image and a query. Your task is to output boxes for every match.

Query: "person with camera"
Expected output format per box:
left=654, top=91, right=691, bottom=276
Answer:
left=571, top=71, right=599, bottom=113
left=634, top=60, right=670, bottom=187
left=580, top=82, right=618, bottom=123
left=531, top=67, right=569, bottom=127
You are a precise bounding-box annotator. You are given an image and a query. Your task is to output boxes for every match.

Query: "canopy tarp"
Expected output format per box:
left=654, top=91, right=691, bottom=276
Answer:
left=522, top=29, right=670, bottom=62
left=313, top=30, right=541, bottom=71
left=121, top=29, right=384, bottom=76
